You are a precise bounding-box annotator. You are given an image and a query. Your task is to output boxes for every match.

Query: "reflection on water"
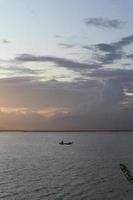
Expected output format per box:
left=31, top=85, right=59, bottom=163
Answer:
left=0, top=132, right=133, bottom=199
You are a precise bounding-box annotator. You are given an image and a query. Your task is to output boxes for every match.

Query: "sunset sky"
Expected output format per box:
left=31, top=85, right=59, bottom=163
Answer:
left=0, top=0, right=133, bottom=130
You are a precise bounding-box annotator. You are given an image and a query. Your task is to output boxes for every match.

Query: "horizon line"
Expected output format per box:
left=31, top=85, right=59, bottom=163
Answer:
left=0, top=129, right=133, bottom=132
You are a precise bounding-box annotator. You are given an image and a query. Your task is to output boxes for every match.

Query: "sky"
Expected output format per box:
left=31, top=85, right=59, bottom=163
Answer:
left=0, top=0, right=133, bottom=130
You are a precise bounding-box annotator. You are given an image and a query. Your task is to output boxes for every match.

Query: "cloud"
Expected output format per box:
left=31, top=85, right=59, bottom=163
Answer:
left=96, top=35, right=133, bottom=52
left=0, top=106, right=69, bottom=119
left=95, top=43, right=117, bottom=53
left=58, top=42, right=76, bottom=49
left=126, top=53, right=133, bottom=59
left=0, top=76, right=104, bottom=130
left=83, top=35, right=133, bottom=64
left=0, top=106, right=132, bottom=131
left=116, top=35, right=133, bottom=47
left=98, top=35, right=133, bottom=64
left=0, top=65, right=39, bottom=79
left=98, top=51, right=124, bottom=64
left=11, top=35, right=133, bottom=75
left=15, top=54, right=102, bottom=70
left=2, top=39, right=10, bottom=44
left=84, top=17, right=125, bottom=29
left=0, top=68, right=133, bottom=130
left=90, top=69, right=133, bottom=105
left=125, top=92, right=133, bottom=97
left=84, top=35, right=133, bottom=53
left=54, top=34, right=63, bottom=38
left=0, top=77, right=102, bottom=108
left=7, top=66, right=38, bottom=74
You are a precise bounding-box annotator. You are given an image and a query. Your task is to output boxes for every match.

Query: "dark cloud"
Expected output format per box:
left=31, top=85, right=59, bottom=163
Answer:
left=0, top=67, right=133, bottom=130
left=90, top=69, right=133, bottom=92
left=98, top=51, right=124, bottom=64
left=84, top=35, right=133, bottom=53
left=126, top=53, right=133, bottom=59
left=95, top=43, right=117, bottom=52
left=0, top=70, right=133, bottom=130
left=0, top=77, right=102, bottom=111
left=84, top=35, right=133, bottom=64
left=90, top=69, right=133, bottom=104
left=14, top=35, right=133, bottom=71
left=98, top=36, right=133, bottom=64
left=97, top=35, right=133, bottom=52
left=82, top=45, right=92, bottom=50
left=84, top=17, right=125, bottom=29
left=15, top=54, right=102, bottom=70
left=116, top=35, right=133, bottom=47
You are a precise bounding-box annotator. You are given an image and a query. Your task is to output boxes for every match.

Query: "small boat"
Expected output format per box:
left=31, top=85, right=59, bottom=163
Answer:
left=59, top=141, right=73, bottom=145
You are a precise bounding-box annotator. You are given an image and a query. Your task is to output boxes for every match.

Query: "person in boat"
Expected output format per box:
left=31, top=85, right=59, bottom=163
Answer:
left=59, top=141, right=73, bottom=145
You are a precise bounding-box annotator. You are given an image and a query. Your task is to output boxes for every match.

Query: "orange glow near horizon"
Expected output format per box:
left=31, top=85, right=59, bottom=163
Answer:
left=125, top=92, right=133, bottom=97
left=0, top=106, right=70, bottom=118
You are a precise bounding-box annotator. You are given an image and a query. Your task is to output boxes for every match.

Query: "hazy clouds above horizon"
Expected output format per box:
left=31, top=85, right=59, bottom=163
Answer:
left=0, top=0, right=133, bottom=130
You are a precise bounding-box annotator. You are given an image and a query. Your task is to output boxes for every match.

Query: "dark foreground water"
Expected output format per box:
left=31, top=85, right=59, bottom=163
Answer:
left=0, top=132, right=133, bottom=199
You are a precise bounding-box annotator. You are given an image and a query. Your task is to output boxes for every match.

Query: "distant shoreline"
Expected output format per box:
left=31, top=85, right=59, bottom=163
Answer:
left=0, top=130, right=133, bottom=132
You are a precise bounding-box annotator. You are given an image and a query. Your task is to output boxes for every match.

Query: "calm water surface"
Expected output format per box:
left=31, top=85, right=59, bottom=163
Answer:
left=0, top=132, right=133, bottom=199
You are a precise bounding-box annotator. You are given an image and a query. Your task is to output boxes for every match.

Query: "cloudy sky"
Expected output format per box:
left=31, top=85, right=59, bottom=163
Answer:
left=0, top=0, right=133, bottom=130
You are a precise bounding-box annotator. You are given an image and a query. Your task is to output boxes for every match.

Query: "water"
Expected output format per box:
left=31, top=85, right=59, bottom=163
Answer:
left=0, top=132, right=133, bottom=200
